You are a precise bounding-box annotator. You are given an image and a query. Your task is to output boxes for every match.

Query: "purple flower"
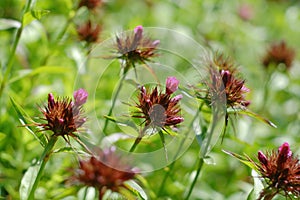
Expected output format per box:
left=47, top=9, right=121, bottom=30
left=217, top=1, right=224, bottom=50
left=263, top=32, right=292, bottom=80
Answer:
left=166, top=76, right=180, bottom=95
left=73, top=88, right=88, bottom=106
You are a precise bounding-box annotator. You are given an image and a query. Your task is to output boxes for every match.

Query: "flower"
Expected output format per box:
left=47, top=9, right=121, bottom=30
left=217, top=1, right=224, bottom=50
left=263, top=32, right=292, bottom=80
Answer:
left=253, top=142, right=300, bottom=199
left=73, top=88, right=88, bottom=106
left=71, top=147, right=137, bottom=199
left=198, top=53, right=250, bottom=109
left=262, top=41, right=295, bottom=70
left=78, top=0, right=102, bottom=10
left=132, top=77, right=184, bottom=130
left=37, top=89, right=87, bottom=140
left=77, top=21, right=101, bottom=43
left=115, top=25, right=160, bottom=74
left=238, top=4, right=254, bottom=21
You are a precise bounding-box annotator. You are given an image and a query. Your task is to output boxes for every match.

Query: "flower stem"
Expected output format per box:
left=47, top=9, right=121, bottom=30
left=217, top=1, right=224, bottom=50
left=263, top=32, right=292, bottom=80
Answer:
left=27, top=136, right=58, bottom=200
left=157, top=103, right=203, bottom=196
left=129, top=137, right=142, bottom=152
left=102, top=73, right=126, bottom=134
left=184, top=158, right=204, bottom=200
left=0, top=0, right=33, bottom=99
left=184, top=111, right=219, bottom=199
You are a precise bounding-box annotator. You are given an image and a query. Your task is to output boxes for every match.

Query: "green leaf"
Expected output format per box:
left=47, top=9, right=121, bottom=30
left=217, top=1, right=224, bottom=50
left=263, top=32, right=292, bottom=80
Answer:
left=19, top=163, right=40, bottom=200
left=0, top=132, right=6, bottom=140
left=227, top=108, right=277, bottom=128
left=222, top=149, right=257, bottom=170
left=23, top=9, right=50, bottom=27
left=103, top=115, right=138, bottom=131
left=100, top=133, right=131, bottom=149
left=0, top=18, right=21, bottom=30
left=9, top=66, right=71, bottom=84
left=248, top=170, right=264, bottom=200
left=10, top=96, right=47, bottom=147
left=124, top=180, right=148, bottom=200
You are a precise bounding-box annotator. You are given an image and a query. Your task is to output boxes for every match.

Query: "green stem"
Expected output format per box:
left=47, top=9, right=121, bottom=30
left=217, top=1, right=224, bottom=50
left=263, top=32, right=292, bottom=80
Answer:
left=159, top=130, right=168, bottom=162
left=102, top=73, right=126, bottom=134
left=129, top=137, right=142, bottom=152
left=184, top=158, right=204, bottom=200
left=157, top=103, right=203, bottom=196
left=0, top=0, right=33, bottom=98
left=184, top=111, right=219, bottom=200
left=27, top=136, right=58, bottom=200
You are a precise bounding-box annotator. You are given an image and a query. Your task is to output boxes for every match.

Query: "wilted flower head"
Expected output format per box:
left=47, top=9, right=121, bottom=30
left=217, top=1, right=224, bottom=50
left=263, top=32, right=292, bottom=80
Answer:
left=262, top=41, right=295, bottom=70
left=78, top=0, right=102, bottom=10
left=37, top=89, right=88, bottom=140
left=198, top=53, right=250, bottom=109
left=253, top=142, right=300, bottom=199
left=77, top=21, right=101, bottom=44
left=71, top=147, right=137, bottom=199
left=115, top=25, right=160, bottom=74
left=132, top=76, right=184, bottom=130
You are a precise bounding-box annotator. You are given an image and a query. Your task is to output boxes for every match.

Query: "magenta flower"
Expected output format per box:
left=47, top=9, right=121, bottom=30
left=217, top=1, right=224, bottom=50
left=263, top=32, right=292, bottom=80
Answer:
left=250, top=142, right=300, bottom=199
left=73, top=88, right=88, bottom=106
left=166, top=76, right=180, bottom=95
left=132, top=76, right=184, bottom=129
left=36, top=90, right=88, bottom=140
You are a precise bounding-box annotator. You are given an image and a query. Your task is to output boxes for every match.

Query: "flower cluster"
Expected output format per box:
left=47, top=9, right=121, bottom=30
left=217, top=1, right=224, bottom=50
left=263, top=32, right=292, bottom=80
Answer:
left=132, top=76, right=184, bottom=131
left=253, top=142, right=300, bottom=199
left=262, top=41, right=295, bottom=70
left=71, top=147, right=137, bottom=199
left=37, top=89, right=88, bottom=140
left=77, top=20, right=101, bottom=44
left=115, top=25, right=160, bottom=74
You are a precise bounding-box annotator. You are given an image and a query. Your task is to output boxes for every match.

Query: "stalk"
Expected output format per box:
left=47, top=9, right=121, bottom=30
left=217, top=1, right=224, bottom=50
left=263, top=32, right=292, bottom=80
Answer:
left=27, top=136, right=58, bottom=200
left=184, top=110, right=219, bottom=200
left=157, top=103, right=203, bottom=196
left=102, top=73, right=126, bottom=134
left=0, top=0, right=33, bottom=98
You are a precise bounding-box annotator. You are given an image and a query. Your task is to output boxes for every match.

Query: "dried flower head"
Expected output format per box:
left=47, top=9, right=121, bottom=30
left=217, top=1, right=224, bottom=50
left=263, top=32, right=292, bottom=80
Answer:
left=37, top=89, right=88, bottom=140
left=71, top=147, right=137, bottom=199
left=253, top=142, right=300, bottom=199
left=132, top=76, right=184, bottom=130
left=78, top=0, right=102, bottom=10
left=262, top=41, right=295, bottom=70
left=198, top=54, right=250, bottom=109
left=115, top=25, right=160, bottom=74
left=77, top=21, right=101, bottom=43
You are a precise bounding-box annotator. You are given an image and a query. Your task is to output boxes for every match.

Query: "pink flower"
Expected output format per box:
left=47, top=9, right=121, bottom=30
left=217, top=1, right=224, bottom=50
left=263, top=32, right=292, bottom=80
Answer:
left=73, top=88, right=88, bottom=106
left=166, top=76, right=180, bottom=95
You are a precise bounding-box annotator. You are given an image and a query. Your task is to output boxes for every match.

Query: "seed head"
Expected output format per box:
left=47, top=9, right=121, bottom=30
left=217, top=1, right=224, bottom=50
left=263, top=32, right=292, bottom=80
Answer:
left=254, top=142, right=300, bottom=199
left=132, top=76, right=184, bottom=130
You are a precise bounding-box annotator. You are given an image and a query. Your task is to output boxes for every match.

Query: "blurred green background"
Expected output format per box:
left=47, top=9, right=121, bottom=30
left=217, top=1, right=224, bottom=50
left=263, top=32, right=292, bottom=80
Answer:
left=1, top=0, right=300, bottom=199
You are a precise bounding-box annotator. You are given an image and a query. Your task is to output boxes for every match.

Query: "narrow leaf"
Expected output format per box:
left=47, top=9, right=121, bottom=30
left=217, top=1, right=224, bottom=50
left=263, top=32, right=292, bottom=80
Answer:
left=9, top=66, right=71, bottom=84
left=222, top=149, right=257, bottom=170
left=23, top=9, right=50, bottom=27
left=19, top=163, right=40, bottom=200
left=0, top=18, right=21, bottom=30
left=124, top=180, right=148, bottom=200
left=10, top=97, right=47, bottom=147
left=228, top=108, right=277, bottom=128
left=103, top=115, right=138, bottom=130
